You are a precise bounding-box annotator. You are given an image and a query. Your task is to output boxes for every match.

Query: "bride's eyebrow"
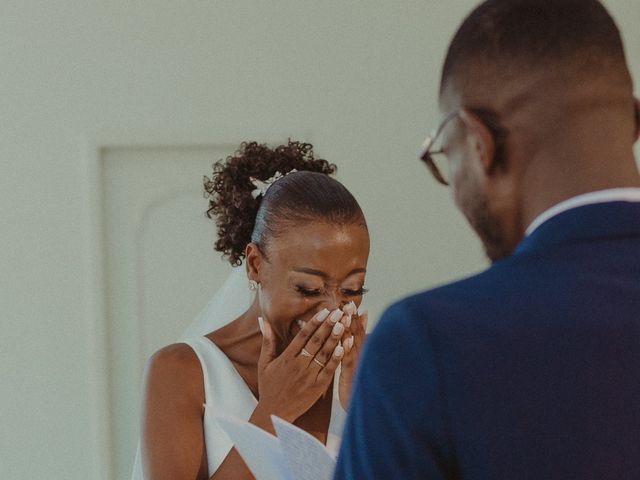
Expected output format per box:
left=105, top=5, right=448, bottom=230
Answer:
left=291, top=267, right=367, bottom=279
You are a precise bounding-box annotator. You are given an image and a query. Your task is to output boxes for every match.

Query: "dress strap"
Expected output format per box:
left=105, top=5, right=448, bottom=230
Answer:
left=181, top=336, right=258, bottom=476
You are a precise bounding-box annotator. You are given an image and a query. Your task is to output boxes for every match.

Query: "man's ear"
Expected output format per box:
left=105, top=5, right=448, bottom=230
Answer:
left=245, top=243, right=263, bottom=282
left=459, top=108, right=497, bottom=176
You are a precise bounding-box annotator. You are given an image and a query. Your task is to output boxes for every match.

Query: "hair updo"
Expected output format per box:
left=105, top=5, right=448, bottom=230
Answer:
left=204, top=140, right=366, bottom=266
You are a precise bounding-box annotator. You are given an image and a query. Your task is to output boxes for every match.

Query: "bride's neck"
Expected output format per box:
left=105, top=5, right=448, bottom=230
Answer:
left=208, top=306, right=262, bottom=360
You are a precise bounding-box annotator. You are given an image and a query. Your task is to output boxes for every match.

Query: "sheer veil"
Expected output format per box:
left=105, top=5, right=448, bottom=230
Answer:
left=179, top=266, right=255, bottom=340
left=132, top=266, right=255, bottom=479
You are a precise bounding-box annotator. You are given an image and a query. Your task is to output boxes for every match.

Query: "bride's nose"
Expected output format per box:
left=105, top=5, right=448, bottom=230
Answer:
left=323, top=289, right=348, bottom=312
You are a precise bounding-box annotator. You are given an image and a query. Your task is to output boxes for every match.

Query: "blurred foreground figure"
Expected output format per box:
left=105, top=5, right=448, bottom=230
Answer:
left=336, top=1, right=640, bottom=478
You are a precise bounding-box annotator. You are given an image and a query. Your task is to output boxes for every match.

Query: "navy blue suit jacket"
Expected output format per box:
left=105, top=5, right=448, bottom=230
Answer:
left=335, top=202, right=640, bottom=479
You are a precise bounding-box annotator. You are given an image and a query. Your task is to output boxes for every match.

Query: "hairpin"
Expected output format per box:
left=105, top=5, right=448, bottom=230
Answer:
left=250, top=169, right=298, bottom=199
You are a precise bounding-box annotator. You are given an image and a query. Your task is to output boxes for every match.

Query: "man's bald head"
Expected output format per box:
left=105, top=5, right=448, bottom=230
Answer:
left=440, top=0, right=633, bottom=112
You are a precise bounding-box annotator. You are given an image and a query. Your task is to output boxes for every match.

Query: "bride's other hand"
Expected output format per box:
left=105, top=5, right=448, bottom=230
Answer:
left=338, top=302, right=368, bottom=410
left=253, top=308, right=347, bottom=425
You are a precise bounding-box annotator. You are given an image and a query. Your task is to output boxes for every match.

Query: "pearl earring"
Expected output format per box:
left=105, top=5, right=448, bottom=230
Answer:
left=249, top=280, right=258, bottom=291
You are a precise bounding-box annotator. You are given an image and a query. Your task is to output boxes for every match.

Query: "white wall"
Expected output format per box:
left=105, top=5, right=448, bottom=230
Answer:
left=1, top=1, right=639, bottom=478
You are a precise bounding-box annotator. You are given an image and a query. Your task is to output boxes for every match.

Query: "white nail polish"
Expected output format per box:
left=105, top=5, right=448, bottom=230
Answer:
left=346, top=336, right=354, bottom=350
left=335, top=344, right=344, bottom=357
left=342, top=315, right=352, bottom=328
left=258, top=317, right=265, bottom=335
left=332, top=322, right=344, bottom=336
left=316, top=308, right=331, bottom=322
left=329, top=308, right=343, bottom=323
left=344, top=301, right=357, bottom=315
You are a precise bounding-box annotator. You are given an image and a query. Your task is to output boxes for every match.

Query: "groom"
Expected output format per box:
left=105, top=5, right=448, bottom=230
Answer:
left=335, top=1, right=640, bottom=479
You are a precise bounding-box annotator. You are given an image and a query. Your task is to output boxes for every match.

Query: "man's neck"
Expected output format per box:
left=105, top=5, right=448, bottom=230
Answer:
left=525, top=187, right=640, bottom=236
left=518, top=147, right=640, bottom=237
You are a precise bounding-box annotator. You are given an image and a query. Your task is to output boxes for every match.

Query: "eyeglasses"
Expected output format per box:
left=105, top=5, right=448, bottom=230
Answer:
left=418, top=110, right=459, bottom=186
left=418, top=108, right=508, bottom=186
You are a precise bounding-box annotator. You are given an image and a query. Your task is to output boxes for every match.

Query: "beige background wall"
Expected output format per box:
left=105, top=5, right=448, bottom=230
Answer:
left=2, top=1, right=639, bottom=478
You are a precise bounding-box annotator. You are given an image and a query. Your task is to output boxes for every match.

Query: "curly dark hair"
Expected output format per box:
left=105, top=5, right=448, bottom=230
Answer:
left=204, top=140, right=364, bottom=266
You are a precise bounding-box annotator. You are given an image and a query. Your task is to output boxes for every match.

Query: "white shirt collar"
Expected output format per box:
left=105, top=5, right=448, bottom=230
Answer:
left=525, top=188, right=640, bottom=237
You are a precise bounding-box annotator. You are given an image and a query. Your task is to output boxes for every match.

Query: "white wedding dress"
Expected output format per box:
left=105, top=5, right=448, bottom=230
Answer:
left=132, top=267, right=346, bottom=479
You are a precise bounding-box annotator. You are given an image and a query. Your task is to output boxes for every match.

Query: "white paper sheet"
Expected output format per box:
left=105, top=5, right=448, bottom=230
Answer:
left=216, top=415, right=292, bottom=480
left=272, top=416, right=336, bottom=480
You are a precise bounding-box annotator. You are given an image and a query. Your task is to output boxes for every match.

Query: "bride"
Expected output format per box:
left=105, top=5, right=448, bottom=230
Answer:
left=133, top=140, right=370, bottom=479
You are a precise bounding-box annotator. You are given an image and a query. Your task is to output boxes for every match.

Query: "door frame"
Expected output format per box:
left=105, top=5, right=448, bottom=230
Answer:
left=81, top=128, right=311, bottom=478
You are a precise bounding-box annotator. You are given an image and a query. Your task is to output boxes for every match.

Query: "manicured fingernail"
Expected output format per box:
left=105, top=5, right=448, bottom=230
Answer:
left=332, top=322, right=344, bottom=336
left=346, top=335, right=354, bottom=351
left=258, top=317, right=265, bottom=335
left=342, top=315, right=352, bottom=328
left=316, top=308, right=331, bottom=322
left=329, top=308, right=343, bottom=323
left=361, top=311, right=369, bottom=331
left=334, top=344, right=344, bottom=357
left=343, top=301, right=357, bottom=315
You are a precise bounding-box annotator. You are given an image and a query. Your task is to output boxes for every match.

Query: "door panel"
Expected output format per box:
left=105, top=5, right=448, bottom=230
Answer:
left=102, top=145, right=235, bottom=478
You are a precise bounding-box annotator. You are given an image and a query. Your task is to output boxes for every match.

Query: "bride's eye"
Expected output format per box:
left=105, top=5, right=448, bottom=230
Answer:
left=296, top=286, right=322, bottom=297
left=342, top=287, right=369, bottom=297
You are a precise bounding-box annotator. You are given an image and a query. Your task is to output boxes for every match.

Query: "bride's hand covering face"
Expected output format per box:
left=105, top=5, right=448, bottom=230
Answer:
left=245, top=219, right=369, bottom=414
left=239, top=166, right=370, bottom=420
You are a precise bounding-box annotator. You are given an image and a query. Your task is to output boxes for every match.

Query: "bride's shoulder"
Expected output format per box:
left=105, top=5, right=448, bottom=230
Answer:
left=143, top=343, right=203, bottom=401
left=148, top=342, right=200, bottom=368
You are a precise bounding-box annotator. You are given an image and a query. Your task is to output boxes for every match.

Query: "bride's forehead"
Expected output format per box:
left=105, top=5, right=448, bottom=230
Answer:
left=271, top=222, right=368, bottom=250
left=263, top=224, right=368, bottom=269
